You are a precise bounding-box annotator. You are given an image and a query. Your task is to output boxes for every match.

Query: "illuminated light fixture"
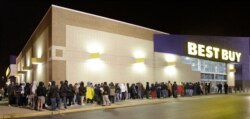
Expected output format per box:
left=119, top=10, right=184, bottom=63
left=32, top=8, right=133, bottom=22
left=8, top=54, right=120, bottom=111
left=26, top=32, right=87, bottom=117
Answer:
left=135, top=58, right=145, bottom=63
left=229, top=69, right=236, bottom=72
left=17, top=71, right=26, bottom=74
left=90, top=52, right=101, bottom=59
left=228, top=64, right=236, bottom=72
left=166, top=62, right=176, bottom=67
left=15, top=74, right=20, bottom=77
left=32, top=57, right=43, bottom=64
left=23, top=66, right=32, bottom=71
left=6, top=67, right=11, bottom=77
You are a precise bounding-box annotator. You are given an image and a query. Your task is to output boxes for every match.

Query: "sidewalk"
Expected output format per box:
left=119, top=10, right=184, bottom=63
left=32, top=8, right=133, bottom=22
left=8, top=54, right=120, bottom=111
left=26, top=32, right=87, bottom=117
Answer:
left=0, top=94, right=244, bottom=119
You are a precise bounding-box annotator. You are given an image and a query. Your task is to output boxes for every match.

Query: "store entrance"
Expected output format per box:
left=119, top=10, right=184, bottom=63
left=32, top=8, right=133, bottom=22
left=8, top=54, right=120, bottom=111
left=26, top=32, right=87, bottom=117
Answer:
left=202, top=80, right=227, bottom=93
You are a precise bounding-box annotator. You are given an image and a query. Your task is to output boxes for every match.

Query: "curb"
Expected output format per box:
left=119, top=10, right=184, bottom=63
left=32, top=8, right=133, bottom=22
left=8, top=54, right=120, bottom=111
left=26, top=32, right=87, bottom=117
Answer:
left=1, top=99, right=169, bottom=119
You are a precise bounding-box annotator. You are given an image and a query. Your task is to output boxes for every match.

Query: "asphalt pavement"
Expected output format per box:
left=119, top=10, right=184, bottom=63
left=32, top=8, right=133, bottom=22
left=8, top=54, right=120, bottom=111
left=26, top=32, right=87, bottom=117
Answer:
left=20, top=94, right=250, bottom=119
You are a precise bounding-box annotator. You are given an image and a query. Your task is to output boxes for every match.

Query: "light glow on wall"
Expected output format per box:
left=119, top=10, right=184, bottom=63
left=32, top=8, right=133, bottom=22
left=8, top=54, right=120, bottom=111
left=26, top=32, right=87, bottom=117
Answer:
left=228, top=64, right=235, bottom=76
left=164, top=66, right=177, bottom=76
left=229, top=64, right=234, bottom=70
left=85, top=59, right=105, bottom=71
left=87, top=43, right=104, bottom=54
left=164, top=54, right=176, bottom=62
left=27, top=59, right=30, bottom=67
left=26, top=70, right=31, bottom=83
left=37, top=46, right=43, bottom=58
left=133, top=50, right=145, bottom=59
left=132, top=50, right=146, bottom=73
left=37, top=64, right=43, bottom=74
left=132, top=63, right=146, bottom=73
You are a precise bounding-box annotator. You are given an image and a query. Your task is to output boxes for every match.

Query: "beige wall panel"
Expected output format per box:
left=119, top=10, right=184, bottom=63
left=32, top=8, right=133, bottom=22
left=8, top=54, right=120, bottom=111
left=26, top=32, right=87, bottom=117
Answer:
left=52, top=60, right=66, bottom=85
left=63, top=25, right=154, bottom=84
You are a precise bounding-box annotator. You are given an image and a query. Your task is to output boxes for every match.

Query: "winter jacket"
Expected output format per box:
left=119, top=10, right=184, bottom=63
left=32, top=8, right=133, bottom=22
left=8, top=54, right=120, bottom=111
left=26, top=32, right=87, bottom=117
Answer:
left=37, top=86, right=46, bottom=97
left=103, top=85, right=110, bottom=95
left=86, top=86, right=95, bottom=99
left=79, top=86, right=86, bottom=96
left=49, top=85, right=58, bottom=98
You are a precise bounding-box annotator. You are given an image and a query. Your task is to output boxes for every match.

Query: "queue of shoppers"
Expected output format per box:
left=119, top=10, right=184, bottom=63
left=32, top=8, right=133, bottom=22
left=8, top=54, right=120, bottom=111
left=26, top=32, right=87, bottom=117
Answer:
left=4, top=80, right=229, bottom=111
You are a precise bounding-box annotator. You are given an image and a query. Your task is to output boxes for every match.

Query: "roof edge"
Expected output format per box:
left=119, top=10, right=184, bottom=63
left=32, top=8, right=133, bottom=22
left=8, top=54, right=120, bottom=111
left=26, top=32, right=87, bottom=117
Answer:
left=51, top=4, right=169, bottom=35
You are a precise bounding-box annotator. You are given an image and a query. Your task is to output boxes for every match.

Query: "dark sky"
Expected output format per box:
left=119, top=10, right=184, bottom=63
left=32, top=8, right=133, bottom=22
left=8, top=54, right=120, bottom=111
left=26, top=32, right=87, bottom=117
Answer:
left=1, top=1, right=250, bottom=77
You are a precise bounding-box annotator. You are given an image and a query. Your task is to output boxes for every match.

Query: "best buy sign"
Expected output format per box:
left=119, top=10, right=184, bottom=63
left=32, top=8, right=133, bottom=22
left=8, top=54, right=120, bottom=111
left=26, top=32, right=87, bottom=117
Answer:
left=187, top=42, right=241, bottom=62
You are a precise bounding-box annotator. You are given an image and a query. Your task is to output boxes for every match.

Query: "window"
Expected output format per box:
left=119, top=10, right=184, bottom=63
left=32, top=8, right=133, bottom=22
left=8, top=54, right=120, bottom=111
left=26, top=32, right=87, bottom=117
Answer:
left=181, top=56, right=226, bottom=81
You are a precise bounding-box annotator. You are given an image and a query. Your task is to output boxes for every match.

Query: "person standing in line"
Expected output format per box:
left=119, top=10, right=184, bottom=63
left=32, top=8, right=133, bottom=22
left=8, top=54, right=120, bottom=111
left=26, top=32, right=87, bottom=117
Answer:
left=86, top=82, right=95, bottom=104
left=217, top=83, right=223, bottom=94
left=205, top=83, right=208, bottom=95
left=224, top=82, right=229, bottom=94
left=78, top=82, right=86, bottom=106
left=208, top=82, right=211, bottom=94
left=8, top=81, right=16, bottom=107
left=172, top=82, right=178, bottom=98
left=30, top=80, right=37, bottom=109
left=59, top=81, right=68, bottom=109
left=18, top=83, right=26, bottom=107
left=167, top=81, right=172, bottom=97
left=150, top=83, right=157, bottom=99
left=102, top=82, right=111, bottom=106
left=49, top=81, right=58, bottom=111
left=124, top=83, right=128, bottom=100
left=120, top=83, right=126, bottom=100
left=73, top=83, right=79, bottom=105
left=36, top=82, right=46, bottom=111
left=186, top=82, right=190, bottom=96
left=115, top=83, right=121, bottom=101
left=67, top=84, right=74, bottom=106
left=109, top=82, right=116, bottom=103
left=130, top=84, right=137, bottom=99
left=189, top=82, right=194, bottom=97
left=45, top=82, right=51, bottom=107
left=161, top=82, right=168, bottom=98
left=145, top=82, right=150, bottom=99
left=126, top=83, right=131, bottom=99
left=94, top=84, right=102, bottom=105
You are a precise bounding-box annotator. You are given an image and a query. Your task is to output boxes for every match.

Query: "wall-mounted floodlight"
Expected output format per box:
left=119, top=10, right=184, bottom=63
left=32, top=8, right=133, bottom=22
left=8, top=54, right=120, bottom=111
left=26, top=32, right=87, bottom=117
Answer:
left=23, top=66, right=32, bottom=71
left=229, top=69, right=236, bottom=72
left=90, top=52, right=101, bottom=59
left=228, top=64, right=236, bottom=72
left=166, top=62, right=176, bottom=67
left=32, top=57, right=43, bottom=64
left=17, top=71, right=26, bottom=74
left=135, top=58, right=145, bottom=63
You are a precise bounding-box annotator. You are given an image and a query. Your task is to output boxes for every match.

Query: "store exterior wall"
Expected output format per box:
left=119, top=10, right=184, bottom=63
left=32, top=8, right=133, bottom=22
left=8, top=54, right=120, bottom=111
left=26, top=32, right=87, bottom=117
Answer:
left=154, top=52, right=200, bottom=84
left=50, top=5, right=166, bottom=84
left=16, top=8, right=52, bottom=85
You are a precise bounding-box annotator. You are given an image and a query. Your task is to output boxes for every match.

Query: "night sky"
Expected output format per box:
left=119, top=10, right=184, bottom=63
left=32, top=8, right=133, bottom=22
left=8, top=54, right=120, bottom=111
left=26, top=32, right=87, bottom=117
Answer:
left=1, top=1, right=250, bottom=77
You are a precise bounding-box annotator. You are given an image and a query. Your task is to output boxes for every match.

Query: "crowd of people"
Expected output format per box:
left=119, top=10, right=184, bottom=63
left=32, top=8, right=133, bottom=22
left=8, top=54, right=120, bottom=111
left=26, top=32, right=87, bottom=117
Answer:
left=1, top=80, right=229, bottom=111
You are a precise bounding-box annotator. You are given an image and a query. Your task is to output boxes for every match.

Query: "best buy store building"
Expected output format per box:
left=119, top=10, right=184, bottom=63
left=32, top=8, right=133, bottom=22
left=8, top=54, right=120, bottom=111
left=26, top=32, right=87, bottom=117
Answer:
left=16, top=5, right=250, bottom=90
